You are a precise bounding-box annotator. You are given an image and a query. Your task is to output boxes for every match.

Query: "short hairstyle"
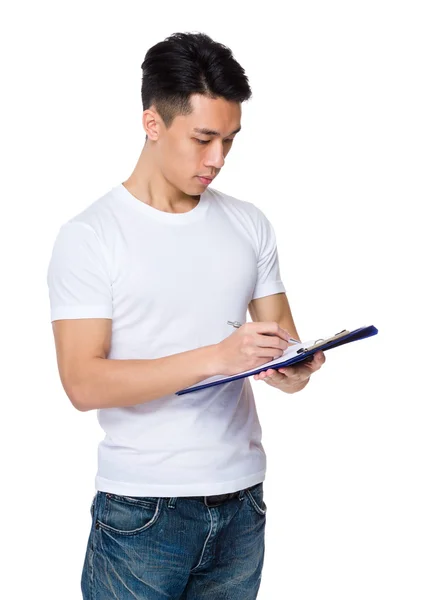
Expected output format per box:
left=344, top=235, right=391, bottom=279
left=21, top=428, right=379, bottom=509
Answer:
left=140, top=32, right=252, bottom=138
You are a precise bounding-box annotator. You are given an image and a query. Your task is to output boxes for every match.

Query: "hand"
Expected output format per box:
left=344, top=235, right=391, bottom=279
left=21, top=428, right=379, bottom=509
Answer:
left=253, top=350, right=326, bottom=392
left=214, top=321, right=293, bottom=376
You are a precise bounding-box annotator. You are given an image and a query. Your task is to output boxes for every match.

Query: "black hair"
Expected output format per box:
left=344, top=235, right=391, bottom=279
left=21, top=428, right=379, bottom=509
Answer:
left=140, top=32, right=252, bottom=139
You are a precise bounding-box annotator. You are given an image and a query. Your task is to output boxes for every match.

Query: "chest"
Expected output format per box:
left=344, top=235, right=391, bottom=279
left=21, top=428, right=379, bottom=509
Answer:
left=111, top=221, right=258, bottom=311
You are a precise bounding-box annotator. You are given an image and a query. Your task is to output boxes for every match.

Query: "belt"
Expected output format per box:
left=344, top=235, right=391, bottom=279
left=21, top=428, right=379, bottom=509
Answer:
left=102, top=483, right=262, bottom=509
left=191, top=483, right=259, bottom=508
left=203, top=491, right=240, bottom=508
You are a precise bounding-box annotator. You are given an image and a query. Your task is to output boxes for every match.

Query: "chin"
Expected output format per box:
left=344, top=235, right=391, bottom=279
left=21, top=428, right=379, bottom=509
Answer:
left=188, top=178, right=204, bottom=194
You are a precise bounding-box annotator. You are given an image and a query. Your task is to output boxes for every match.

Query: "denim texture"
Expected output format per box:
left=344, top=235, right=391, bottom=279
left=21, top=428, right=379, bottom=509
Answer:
left=81, top=482, right=266, bottom=599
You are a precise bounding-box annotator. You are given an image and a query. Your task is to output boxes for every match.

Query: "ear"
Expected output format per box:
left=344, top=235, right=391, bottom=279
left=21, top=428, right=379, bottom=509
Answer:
left=142, top=106, right=161, bottom=141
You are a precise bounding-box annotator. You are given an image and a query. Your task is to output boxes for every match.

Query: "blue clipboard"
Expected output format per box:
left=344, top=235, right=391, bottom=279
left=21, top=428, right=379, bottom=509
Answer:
left=176, top=324, right=378, bottom=396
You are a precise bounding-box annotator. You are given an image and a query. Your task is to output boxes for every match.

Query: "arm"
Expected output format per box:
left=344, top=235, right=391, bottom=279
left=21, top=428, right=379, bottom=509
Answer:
left=52, top=318, right=221, bottom=412
left=248, top=291, right=301, bottom=341
left=47, top=222, right=223, bottom=412
left=248, top=292, right=324, bottom=393
left=52, top=317, right=292, bottom=412
left=47, top=222, right=295, bottom=412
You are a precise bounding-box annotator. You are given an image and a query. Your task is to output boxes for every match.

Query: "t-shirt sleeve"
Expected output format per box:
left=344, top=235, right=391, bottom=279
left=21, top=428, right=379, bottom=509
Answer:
left=46, top=220, right=113, bottom=322
left=251, top=208, right=286, bottom=300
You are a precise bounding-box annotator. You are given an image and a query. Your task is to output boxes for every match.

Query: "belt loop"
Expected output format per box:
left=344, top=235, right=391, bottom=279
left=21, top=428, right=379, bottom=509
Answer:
left=167, top=497, right=177, bottom=509
left=238, top=488, right=245, bottom=501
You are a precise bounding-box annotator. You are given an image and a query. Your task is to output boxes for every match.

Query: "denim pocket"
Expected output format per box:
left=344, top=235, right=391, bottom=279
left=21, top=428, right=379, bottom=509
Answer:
left=96, top=493, right=163, bottom=536
left=245, top=483, right=267, bottom=516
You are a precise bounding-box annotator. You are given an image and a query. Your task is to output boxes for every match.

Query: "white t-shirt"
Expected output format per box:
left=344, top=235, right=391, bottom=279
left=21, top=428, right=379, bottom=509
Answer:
left=47, top=183, right=286, bottom=497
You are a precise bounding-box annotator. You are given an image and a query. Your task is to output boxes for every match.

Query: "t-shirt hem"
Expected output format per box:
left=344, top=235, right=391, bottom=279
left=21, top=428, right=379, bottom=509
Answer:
left=251, top=281, right=286, bottom=300
left=94, top=470, right=266, bottom=497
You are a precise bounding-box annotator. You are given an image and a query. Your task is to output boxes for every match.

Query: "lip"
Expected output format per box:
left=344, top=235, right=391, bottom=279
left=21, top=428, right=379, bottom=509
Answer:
left=197, top=176, right=214, bottom=185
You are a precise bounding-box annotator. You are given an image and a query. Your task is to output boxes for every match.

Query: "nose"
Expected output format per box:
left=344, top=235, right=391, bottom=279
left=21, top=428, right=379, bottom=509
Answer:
left=204, top=142, right=225, bottom=170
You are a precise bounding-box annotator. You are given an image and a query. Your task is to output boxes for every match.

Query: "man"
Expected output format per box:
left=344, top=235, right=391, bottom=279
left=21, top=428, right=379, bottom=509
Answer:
left=47, top=31, right=325, bottom=600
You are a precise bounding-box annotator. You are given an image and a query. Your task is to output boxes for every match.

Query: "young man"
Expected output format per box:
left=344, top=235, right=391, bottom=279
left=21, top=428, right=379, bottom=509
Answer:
left=47, top=31, right=325, bottom=600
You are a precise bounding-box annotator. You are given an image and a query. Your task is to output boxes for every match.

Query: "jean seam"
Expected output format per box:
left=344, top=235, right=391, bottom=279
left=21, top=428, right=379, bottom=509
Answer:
left=245, top=489, right=267, bottom=516
left=97, top=496, right=163, bottom=536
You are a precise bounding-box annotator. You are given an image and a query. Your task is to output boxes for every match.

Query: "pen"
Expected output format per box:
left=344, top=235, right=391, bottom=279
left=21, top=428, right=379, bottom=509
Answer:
left=227, top=320, right=301, bottom=344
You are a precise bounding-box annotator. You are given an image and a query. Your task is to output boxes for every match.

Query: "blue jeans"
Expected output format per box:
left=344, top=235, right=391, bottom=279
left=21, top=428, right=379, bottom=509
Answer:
left=81, top=481, right=266, bottom=599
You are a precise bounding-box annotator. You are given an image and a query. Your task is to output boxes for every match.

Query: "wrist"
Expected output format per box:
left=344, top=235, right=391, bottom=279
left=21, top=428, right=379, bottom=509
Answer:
left=201, top=343, right=225, bottom=378
left=282, top=377, right=310, bottom=394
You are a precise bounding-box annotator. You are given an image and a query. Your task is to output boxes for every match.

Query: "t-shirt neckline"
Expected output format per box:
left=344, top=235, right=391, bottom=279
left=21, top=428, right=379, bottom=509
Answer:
left=113, top=182, right=211, bottom=224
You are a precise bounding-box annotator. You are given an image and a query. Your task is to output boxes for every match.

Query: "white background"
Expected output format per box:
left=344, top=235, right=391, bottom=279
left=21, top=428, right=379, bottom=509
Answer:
left=1, top=1, right=430, bottom=598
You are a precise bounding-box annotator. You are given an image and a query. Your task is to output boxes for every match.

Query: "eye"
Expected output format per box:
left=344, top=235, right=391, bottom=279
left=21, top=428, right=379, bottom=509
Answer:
left=194, top=138, right=235, bottom=145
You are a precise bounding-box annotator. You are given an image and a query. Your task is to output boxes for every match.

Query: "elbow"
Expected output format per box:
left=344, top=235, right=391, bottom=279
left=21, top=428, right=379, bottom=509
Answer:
left=69, top=390, right=89, bottom=412
left=59, top=362, right=98, bottom=412
left=66, top=383, right=93, bottom=412
left=73, top=398, right=91, bottom=412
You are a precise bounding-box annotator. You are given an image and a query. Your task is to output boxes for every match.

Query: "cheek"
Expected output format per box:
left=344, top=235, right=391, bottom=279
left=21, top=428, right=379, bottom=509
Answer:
left=161, top=140, right=203, bottom=180
left=177, top=141, right=200, bottom=164
left=165, top=144, right=192, bottom=171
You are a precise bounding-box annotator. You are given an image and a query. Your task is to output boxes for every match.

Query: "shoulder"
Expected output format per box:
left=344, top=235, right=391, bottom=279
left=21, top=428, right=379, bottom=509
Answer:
left=208, top=186, right=274, bottom=246
left=53, top=186, right=119, bottom=246
left=208, top=186, right=269, bottom=225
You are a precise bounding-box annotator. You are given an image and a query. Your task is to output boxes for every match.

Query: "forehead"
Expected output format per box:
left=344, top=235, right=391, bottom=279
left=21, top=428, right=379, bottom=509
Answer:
left=178, top=93, right=242, bottom=134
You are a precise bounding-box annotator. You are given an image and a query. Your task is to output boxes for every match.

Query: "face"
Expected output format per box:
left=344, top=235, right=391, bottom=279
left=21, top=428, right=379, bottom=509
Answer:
left=144, top=93, right=242, bottom=196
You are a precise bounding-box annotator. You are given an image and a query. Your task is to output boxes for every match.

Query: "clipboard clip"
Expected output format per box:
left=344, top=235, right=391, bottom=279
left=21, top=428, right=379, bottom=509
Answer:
left=296, top=329, right=350, bottom=354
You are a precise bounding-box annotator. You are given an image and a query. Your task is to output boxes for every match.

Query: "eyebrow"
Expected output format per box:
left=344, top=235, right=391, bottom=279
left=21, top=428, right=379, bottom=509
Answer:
left=192, top=125, right=242, bottom=137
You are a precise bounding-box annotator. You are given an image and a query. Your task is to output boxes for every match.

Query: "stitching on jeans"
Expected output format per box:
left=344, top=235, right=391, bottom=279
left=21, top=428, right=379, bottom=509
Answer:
left=246, top=489, right=267, bottom=515
left=190, top=507, right=214, bottom=572
left=96, top=496, right=163, bottom=535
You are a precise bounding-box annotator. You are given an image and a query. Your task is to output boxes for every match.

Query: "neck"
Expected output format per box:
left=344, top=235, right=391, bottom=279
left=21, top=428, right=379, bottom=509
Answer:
left=122, top=143, right=199, bottom=214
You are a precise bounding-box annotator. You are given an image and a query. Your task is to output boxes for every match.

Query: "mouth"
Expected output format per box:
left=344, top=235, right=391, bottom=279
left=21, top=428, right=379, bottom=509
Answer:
left=197, top=176, right=214, bottom=185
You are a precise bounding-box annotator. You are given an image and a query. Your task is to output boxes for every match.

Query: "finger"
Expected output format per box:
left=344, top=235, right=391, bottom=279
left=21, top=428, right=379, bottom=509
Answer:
left=300, top=351, right=325, bottom=371
left=254, top=369, right=278, bottom=380
left=255, top=332, right=289, bottom=350
left=266, top=369, right=286, bottom=382
left=254, top=351, right=325, bottom=381
left=310, top=351, right=326, bottom=368
left=251, top=321, right=292, bottom=343
left=317, top=351, right=326, bottom=364
left=254, top=369, right=271, bottom=380
left=254, top=345, right=287, bottom=360
left=257, top=369, right=285, bottom=383
left=278, top=364, right=311, bottom=380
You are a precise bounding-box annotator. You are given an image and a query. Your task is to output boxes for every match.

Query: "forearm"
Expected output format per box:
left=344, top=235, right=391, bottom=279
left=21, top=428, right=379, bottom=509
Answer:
left=74, top=344, right=220, bottom=411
